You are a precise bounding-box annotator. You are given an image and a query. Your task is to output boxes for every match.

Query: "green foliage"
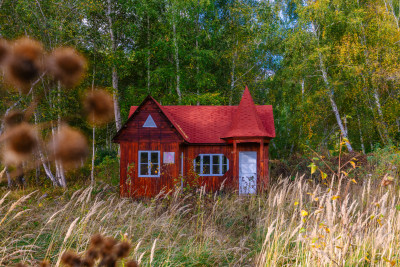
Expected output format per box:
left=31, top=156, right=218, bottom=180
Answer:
left=94, top=156, right=120, bottom=186
left=367, top=145, right=400, bottom=180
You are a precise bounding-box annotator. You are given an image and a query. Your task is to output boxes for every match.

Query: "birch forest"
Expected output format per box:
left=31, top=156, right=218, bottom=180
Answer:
left=1, top=0, right=400, bottom=266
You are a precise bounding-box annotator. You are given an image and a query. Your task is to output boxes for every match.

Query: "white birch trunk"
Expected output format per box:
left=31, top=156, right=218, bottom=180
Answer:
left=91, top=58, right=96, bottom=184
left=172, top=10, right=182, bottom=103
left=32, top=92, right=58, bottom=186
left=57, top=82, right=67, bottom=188
left=147, top=13, right=151, bottom=94
left=318, top=53, right=353, bottom=152
left=196, top=0, right=200, bottom=106
left=107, top=0, right=122, bottom=131
left=311, top=21, right=353, bottom=152
left=229, top=42, right=238, bottom=106
left=357, top=114, right=365, bottom=154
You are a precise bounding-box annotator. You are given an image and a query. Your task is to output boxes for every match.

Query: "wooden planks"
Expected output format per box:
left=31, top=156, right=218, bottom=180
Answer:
left=120, top=141, right=181, bottom=198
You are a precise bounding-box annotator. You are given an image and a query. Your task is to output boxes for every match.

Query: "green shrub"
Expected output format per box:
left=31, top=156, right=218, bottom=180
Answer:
left=95, top=156, right=119, bottom=186
left=367, top=145, right=400, bottom=179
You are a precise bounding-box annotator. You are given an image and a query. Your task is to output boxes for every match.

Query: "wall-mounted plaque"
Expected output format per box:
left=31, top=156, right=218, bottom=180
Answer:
left=163, top=152, right=175, bottom=164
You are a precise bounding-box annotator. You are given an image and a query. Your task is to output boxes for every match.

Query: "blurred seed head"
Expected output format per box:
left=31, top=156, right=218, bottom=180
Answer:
left=47, top=47, right=86, bottom=88
left=101, top=237, right=117, bottom=256
left=0, top=39, right=10, bottom=66
left=90, top=233, right=104, bottom=249
left=114, top=241, right=131, bottom=258
left=126, top=260, right=139, bottom=267
left=100, top=254, right=117, bottom=267
left=49, top=125, right=89, bottom=169
left=2, top=122, right=38, bottom=166
left=3, top=110, right=25, bottom=128
left=61, top=251, right=82, bottom=267
left=5, top=37, right=44, bottom=93
left=39, top=260, right=50, bottom=267
left=81, top=256, right=95, bottom=267
left=85, top=247, right=100, bottom=261
left=84, top=89, right=114, bottom=126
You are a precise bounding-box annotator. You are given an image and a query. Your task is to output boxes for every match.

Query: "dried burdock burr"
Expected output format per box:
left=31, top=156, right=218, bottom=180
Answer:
left=39, top=260, right=50, bottom=267
left=81, top=256, right=95, bottom=267
left=49, top=125, right=89, bottom=169
left=90, top=233, right=104, bottom=249
left=3, top=110, right=25, bottom=128
left=100, top=254, right=117, bottom=267
left=84, top=89, right=114, bottom=126
left=0, top=38, right=10, bottom=66
left=114, top=241, right=131, bottom=259
left=126, top=260, right=139, bottom=267
left=100, top=237, right=117, bottom=257
left=61, top=251, right=82, bottom=267
left=4, top=37, right=44, bottom=93
left=47, top=47, right=87, bottom=88
left=14, top=263, right=28, bottom=267
left=1, top=122, right=38, bottom=166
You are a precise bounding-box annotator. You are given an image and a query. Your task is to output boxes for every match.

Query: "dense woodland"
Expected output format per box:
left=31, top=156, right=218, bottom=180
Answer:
left=0, top=0, right=399, bottom=185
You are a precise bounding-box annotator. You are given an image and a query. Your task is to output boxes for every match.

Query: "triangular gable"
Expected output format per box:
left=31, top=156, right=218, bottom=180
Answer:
left=143, top=115, right=157, bottom=127
left=112, top=95, right=188, bottom=143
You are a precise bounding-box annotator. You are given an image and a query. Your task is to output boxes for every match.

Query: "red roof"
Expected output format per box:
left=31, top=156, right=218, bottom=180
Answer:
left=222, top=87, right=269, bottom=139
left=128, top=88, right=275, bottom=144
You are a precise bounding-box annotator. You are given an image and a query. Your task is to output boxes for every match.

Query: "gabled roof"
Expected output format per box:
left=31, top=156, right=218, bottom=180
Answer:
left=123, top=88, right=275, bottom=144
left=113, top=95, right=188, bottom=142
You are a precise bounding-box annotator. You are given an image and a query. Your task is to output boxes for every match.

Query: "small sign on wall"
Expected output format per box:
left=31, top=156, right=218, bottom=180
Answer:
left=163, top=152, right=175, bottom=164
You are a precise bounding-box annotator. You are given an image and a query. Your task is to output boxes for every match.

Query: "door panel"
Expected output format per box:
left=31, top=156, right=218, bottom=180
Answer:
left=239, top=151, right=257, bottom=194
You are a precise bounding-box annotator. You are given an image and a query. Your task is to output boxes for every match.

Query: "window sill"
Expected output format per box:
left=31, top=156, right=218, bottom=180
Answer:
left=198, top=174, right=225, bottom=177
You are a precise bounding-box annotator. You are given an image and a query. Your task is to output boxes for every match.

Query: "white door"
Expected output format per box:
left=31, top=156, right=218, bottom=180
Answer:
left=239, top=151, right=257, bottom=194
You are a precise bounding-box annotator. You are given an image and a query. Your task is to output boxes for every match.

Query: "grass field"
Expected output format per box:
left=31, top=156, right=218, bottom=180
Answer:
left=0, top=174, right=399, bottom=266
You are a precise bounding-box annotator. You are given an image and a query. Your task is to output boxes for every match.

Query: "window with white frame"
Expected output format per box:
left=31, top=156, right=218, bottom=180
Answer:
left=194, top=154, right=229, bottom=176
left=139, top=151, right=160, bottom=177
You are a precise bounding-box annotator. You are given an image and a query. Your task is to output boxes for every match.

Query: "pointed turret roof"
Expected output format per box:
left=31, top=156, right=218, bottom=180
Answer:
left=222, top=87, right=269, bottom=139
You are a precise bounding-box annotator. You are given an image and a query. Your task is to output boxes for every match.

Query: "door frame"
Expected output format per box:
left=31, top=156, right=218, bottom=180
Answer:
left=238, top=151, right=257, bottom=194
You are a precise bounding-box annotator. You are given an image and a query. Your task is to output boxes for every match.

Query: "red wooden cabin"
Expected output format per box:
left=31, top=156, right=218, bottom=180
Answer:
left=113, top=87, right=275, bottom=198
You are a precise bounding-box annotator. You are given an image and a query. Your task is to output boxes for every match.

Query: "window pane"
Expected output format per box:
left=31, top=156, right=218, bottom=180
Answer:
left=212, top=164, right=220, bottom=175
left=202, top=164, right=210, bottom=174
left=195, top=157, right=201, bottom=174
left=151, top=152, right=159, bottom=164
left=140, top=164, right=148, bottom=175
left=212, top=155, right=220, bottom=164
left=203, top=155, right=210, bottom=164
left=222, top=164, right=228, bottom=174
left=140, top=152, right=148, bottom=164
left=151, top=164, right=159, bottom=175
left=222, top=156, right=228, bottom=165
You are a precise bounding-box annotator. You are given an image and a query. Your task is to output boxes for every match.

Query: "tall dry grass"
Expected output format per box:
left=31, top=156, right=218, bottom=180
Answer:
left=0, top=175, right=399, bottom=266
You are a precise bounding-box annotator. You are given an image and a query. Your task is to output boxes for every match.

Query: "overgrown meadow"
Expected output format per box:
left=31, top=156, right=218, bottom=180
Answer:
left=1, top=146, right=400, bottom=266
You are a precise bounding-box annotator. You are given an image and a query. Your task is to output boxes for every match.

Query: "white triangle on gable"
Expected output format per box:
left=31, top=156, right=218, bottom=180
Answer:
left=143, top=115, right=157, bottom=128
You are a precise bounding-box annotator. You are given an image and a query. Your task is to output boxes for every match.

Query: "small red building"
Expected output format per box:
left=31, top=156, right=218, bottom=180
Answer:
left=113, top=87, right=275, bottom=198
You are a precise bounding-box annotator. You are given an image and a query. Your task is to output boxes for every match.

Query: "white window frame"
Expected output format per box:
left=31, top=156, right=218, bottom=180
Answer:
left=138, top=150, right=160, bottom=177
left=193, top=154, right=229, bottom=177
